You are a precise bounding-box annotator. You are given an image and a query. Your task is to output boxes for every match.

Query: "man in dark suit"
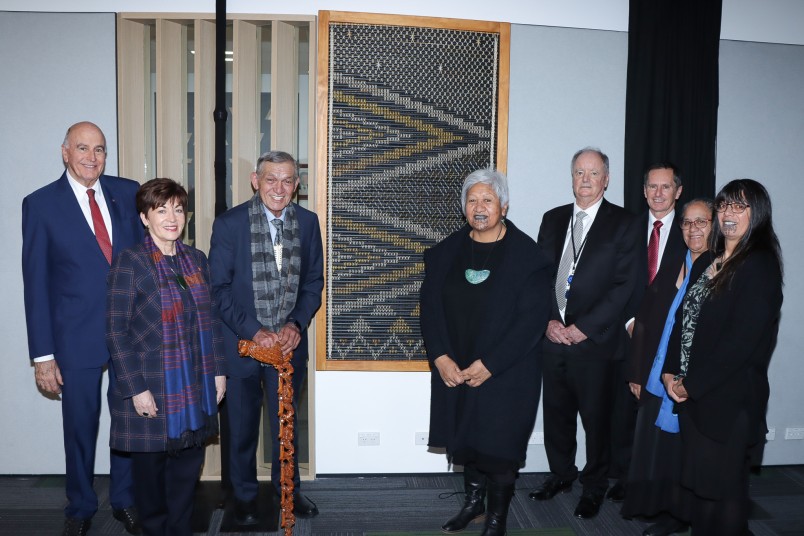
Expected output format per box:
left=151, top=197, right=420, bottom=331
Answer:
left=607, top=163, right=686, bottom=504
left=210, top=150, right=324, bottom=525
left=528, top=147, right=639, bottom=519
left=22, top=121, right=143, bottom=536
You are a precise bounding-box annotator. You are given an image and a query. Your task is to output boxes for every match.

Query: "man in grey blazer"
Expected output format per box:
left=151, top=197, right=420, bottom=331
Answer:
left=209, top=150, right=324, bottom=526
left=528, top=147, right=640, bottom=520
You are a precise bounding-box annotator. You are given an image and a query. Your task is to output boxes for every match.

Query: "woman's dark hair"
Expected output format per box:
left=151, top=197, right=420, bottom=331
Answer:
left=136, top=178, right=189, bottom=215
left=709, top=178, right=783, bottom=293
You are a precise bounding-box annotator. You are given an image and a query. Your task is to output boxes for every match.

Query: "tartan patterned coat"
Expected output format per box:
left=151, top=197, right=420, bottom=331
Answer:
left=106, top=242, right=226, bottom=452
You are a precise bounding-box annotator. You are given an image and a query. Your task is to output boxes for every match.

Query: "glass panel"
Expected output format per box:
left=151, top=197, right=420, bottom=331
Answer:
left=225, top=22, right=233, bottom=210
left=185, top=23, right=196, bottom=245
left=259, top=24, right=272, bottom=157
left=298, top=24, right=310, bottom=205
left=147, top=23, right=157, bottom=182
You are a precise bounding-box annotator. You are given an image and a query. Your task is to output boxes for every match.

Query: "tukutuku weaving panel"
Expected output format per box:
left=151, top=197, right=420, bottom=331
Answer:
left=326, top=21, right=500, bottom=361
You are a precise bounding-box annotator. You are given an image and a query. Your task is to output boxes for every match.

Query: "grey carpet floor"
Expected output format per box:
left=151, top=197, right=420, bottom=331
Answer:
left=1, top=467, right=803, bottom=535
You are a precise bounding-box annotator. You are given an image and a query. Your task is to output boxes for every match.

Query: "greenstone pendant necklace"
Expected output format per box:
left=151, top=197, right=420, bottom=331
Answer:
left=464, top=223, right=504, bottom=285
left=165, top=254, right=188, bottom=290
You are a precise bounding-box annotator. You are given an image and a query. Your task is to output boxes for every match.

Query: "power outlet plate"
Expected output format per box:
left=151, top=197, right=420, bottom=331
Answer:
left=767, top=427, right=776, bottom=441
left=528, top=431, right=544, bottom=445
left=358, top=432, right=380, bottom=446
left=784, top=427, right=804, bottom=440
left=414, top=432, right=429, bottom=445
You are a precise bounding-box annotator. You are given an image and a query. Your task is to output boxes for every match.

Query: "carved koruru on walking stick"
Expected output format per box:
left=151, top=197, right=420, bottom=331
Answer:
left=238, top=340, right=296, bottom=535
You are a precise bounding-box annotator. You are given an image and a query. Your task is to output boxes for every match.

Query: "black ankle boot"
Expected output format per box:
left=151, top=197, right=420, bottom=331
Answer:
left=441, top=466, right=487, bottom=533
left=480, top=481, right=514, bottom=536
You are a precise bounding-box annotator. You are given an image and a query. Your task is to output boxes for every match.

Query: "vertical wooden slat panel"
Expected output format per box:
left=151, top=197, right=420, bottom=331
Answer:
left=194, top=19, right=216, bottom=254
left=116, top=16, right=150, bottom=183
left=232, top=20, right=260, bottom=205
left=314, top=11, right=330, bottom=372
left=271, top=21, right=299, bottom=155
left=156, top=20, right=187, bottom=183
left=496, top=23, right=511, bottom=174
left=304, top=18, right=319, bottom=480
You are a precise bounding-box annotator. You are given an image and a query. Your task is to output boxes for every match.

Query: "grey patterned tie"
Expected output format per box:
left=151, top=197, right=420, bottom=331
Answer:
left=555, top=211, right=587, bottom=311
left=271, top=218, right=283, bottom=270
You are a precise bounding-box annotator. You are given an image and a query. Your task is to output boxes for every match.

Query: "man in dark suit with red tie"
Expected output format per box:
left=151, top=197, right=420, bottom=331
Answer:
left=528, top=147, right=640, bottom=520
left=607, top=163, right=686, bottom=504
left=22, top=122, right=143, bottom=536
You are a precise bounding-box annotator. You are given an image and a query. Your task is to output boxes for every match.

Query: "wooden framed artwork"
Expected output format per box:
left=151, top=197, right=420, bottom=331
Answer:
left=315, top=11, right=510, bottom=371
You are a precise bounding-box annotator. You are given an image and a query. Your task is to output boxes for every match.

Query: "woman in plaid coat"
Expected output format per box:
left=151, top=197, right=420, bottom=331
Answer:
left=106, top=178, right=226, bottom=536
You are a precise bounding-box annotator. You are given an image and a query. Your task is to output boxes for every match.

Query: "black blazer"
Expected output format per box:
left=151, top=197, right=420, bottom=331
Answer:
left=665, top=250, right=783, bottom=445
left=628, top=211, right=687, bottom=386
left=537, top=199, right=640, bottom=359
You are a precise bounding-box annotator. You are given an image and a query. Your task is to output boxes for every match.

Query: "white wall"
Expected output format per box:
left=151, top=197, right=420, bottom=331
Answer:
left=716, top=39, right=804, bottom=464
left=0, top=11, right=118, bottom=474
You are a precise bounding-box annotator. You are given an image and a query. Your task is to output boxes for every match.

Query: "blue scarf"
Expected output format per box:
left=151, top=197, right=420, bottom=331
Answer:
left=646, top=249, right=693, bottom=434
left=146, top=235, right=219, bottom=453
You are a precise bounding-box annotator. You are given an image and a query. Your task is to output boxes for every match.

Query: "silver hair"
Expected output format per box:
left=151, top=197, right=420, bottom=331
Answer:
left=570, top=146, right=609, bottom=176
left=255, top=150, right=299, bottom=178
left=460, top=168, right=509, bottom=215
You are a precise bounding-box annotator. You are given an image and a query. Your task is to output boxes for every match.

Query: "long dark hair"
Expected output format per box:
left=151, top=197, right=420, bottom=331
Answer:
left=709, top=179, right=783, bottom=293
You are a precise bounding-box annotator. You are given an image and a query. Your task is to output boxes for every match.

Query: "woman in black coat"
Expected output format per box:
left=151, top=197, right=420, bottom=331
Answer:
left=420, top=169, right=552, bottom=536
left=107, top=178, right=227, bottom=536
left=663, top=179, right=783, bottom=535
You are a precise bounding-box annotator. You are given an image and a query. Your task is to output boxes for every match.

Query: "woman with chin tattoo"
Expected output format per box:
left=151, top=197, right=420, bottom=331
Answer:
left=662, top=179, right=783, bottom=535
left=420, top=169, right=552, bottom=536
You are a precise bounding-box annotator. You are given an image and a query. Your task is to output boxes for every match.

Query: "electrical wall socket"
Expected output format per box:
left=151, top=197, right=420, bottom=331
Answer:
left=358, top=432, right=380, bottom=446
left=784, top=427, right=804, bottom=440
left=528, top=431, right=544, bottom=445
left=766, top=428, right=776, bottom=441
left=415, top=432, right=429, bottom=445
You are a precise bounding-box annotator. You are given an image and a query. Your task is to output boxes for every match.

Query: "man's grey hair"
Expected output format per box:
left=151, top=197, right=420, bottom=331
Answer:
left=255, top=150, right=299, bottom=178
left=570, top=147, right=609, bottom=176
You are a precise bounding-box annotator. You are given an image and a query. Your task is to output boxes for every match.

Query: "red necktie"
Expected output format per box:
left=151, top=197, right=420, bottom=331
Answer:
left=647, top=220, right=662, bottom=284
left=87, top=189, right=112, bottom=265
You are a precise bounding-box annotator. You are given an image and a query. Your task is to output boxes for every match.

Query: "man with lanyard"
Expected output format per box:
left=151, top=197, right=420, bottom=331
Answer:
left=528, top=147, right=640, bottom=520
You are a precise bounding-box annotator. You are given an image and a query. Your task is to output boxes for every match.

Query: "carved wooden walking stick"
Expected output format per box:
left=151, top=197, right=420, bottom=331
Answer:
left=238, top=340, right=296, bottom=535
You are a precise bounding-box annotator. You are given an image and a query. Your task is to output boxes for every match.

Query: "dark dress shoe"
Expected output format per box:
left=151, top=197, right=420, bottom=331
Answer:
left=605, top=481, right=627, bottom=502
left=113, top=506, right=142, bottom=535
left=573, top=493, right=603, bottom=519
left=293, top=493, right=319, bottom=518
left=234, top=499, right=259, bottom=526
left=642, top=518, right=689, bottom=536
left=528, top=476, right=573, bottom=501
left=62, top=517, right=91, bottom=536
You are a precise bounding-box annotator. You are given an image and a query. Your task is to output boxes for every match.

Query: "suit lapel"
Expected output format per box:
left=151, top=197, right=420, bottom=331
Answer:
left=577, top=199, right=611, bottom=261
left=553, top=206, right=573, bottom=262
left=56, top=174, right=99, bottom=247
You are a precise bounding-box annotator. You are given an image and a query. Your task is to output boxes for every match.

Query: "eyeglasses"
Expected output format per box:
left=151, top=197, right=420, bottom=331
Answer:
left=679, top=218, right=711, bottom=229
left=715, top=201, right=750, bottom=213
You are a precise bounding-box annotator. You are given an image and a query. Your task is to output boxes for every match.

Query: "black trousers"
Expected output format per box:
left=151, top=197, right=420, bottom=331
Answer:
left=542, top=351, right=614, bottom=495
left=226, top=358, right=307, bottom=502
left=609, top=358, right=638, bottom=480
left=131, top=446, right=205, bottom=536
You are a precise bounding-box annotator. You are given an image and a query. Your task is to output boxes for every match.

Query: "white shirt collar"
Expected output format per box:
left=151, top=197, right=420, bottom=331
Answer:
left=65, top=170, right=105, bottom=202
left=573, top=196, right=604, bottom=219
